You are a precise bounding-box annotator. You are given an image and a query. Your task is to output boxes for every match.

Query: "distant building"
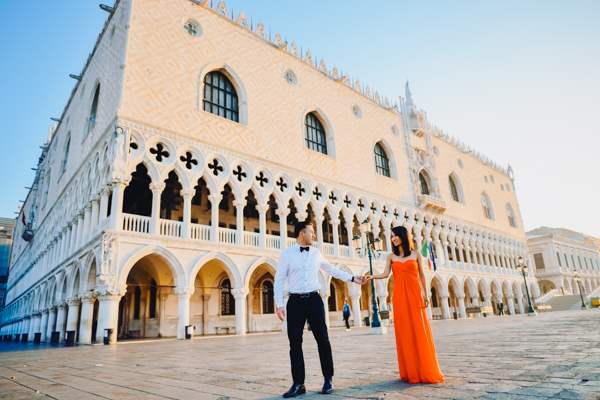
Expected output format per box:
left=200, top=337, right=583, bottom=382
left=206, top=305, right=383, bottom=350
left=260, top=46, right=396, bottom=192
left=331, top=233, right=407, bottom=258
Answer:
left=527, top=227, right=600, bottom=296
left=0, top=217, right=15, bottom=307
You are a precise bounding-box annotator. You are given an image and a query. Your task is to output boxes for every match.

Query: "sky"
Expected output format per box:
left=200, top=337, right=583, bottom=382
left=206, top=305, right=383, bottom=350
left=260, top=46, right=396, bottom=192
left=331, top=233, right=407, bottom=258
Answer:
left=0, top=1, right=598, bottom=237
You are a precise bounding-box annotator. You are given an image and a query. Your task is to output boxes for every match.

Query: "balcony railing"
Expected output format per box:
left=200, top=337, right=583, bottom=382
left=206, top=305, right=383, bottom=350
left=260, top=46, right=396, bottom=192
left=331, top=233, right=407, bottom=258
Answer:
left=118, top=214, right=520, bottom=274
left=218, top=227, right=237, bottom=244
left=190, top=223, right=210, bottom=241
left=160, top=219, right=182, bottom=238
left=266, top=234, right=281, bottom=250
left=122, top=214, right=150, bottom=234
left=244, top=231, right=260, bottom=247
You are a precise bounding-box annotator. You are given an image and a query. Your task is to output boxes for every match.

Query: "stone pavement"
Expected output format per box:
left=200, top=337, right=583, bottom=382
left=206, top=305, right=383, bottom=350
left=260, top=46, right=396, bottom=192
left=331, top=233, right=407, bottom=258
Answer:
left=1, top=310, right=599, bottom=400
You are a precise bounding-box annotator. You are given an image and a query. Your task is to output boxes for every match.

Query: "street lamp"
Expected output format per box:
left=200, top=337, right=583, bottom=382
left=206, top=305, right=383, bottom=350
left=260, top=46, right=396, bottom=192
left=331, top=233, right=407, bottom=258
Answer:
left=574, top=272, right=587, bottom=309
left=517, top=256, right=537, bottom=316
left=352, top=219, right=385, bottom=334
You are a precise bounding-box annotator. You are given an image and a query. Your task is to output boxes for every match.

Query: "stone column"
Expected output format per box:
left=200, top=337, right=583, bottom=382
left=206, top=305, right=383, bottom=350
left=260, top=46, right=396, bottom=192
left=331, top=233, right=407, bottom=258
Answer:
left=384, top=226, right=392, bottom=254
left=349, top=282, right=362, bottom=327
left=457, top=296, right=467, bottom=319
left=98, top=188, right=110, bottom=228
left=235, top=200, right=247, bottom=246
left=90, top=198, right=99, bottom=239
left=28, top=314, right=37, bottom=341
left=150, top=183, right=164, bottom=235
left=159, top=292, right=169, bottom=338
left=96, top=294, right=121, bottom=344
left=65, top=299, right=81, bottom=338
left=507, top=297, right=516, bottom=315
left=315, top=209, right=324, bottom=247
left=39, top=310, right=49, bottom=342
left=277, top=208, right=289, bottom=249
left=82, top=205, right=91, bottom=244
left=78, top=295, right=96, bottom=344
left=440, top=296, right=451, bottom=319
left=258, top=203, right=268, bottom=248
left=332, top=218, right=340, bottom=256
left=108, top=181, right=126, bottom=231
left=232, top=289, right=247, bottom=335
left=209, top=193, right=220, bottom=242
left=516, top=292, right=524, bottom=314
left=345, top=220, right=355, bottom=258
left=181, top=190, right=193, bottom=240
left=177, top=290, right=191, bottom=340
left=46, top=307, right=57, bottom=340
left=55, top=305, right=67, bottom=340
left=22, top=317, right=30, bottom=337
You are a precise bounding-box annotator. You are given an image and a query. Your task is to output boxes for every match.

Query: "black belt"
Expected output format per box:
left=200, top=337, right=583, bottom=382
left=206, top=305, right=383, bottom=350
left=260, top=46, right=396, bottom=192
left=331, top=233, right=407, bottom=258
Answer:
left=289, top=291, right=320, bottom=299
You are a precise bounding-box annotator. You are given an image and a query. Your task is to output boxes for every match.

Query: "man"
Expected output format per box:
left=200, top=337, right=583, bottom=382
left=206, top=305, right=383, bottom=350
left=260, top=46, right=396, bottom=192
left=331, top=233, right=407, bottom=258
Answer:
left=342, top=299, right=351, bottom=331
left=275, top=220, right=369, bottom=398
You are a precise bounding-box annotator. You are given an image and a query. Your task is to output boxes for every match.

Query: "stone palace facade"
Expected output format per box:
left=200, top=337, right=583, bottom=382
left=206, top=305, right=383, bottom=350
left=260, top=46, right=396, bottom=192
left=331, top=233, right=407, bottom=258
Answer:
left=527, top=227, right=600, bottom=297
left=0, top=0, right=539, bottom=344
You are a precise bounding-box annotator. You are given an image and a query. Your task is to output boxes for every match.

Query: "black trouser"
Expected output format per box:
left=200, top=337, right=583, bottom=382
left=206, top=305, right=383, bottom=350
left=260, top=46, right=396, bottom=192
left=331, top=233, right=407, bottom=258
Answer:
left=286, top=292, right=333, bottom=384
left=343, top=315, right=350, bottom=329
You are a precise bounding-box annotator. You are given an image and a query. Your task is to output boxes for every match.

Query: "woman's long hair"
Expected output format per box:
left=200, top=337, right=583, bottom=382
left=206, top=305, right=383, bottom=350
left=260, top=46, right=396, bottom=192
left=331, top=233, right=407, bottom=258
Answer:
left=391, top=226, right=412, bottom=257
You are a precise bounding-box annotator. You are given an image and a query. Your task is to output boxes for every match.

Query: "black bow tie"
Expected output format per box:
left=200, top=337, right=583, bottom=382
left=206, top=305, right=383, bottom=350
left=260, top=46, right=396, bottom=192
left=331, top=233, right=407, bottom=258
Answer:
left=300, top=246, right=310, bottom=253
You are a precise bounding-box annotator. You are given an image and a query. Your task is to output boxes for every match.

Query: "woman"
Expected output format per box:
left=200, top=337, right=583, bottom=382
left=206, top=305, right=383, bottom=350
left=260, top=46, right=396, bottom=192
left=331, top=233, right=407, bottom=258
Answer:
left=369, top=225, right=444, bottom=384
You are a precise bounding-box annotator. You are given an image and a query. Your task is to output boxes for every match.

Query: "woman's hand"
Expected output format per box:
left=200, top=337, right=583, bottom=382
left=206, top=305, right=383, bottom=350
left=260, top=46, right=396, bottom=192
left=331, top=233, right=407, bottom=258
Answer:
left=421, top=289, right=429, bottom=308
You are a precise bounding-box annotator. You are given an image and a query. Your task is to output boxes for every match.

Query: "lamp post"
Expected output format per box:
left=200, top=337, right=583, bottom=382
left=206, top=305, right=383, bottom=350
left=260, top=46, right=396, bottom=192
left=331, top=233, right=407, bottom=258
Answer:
left=574, top=273, right=587, bottom=309
left=517, top=256, right=537, bottom=316
left=352, top=219, right=385, bottom=334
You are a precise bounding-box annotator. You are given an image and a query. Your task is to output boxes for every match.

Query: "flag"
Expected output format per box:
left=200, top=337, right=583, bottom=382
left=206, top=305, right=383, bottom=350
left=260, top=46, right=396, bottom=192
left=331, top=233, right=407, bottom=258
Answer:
left=421, top=240, right=433, bottom=271
left=429, top=241, right=437, bottom=271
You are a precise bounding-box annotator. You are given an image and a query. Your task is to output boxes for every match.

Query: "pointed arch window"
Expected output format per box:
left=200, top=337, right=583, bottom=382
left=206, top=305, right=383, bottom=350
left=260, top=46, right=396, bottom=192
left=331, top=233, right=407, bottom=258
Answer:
left=87, top=83, right=100, bottom=134
left=305, top=112, right=328, bottom=154
left=261, top=281, right=274, bottom=314
left=481, top=193, right=494, bottom=220
left=506, top=203, right=517, bottom=227
left=374, top=142, right=390, bottom=177
left=220, top=278, right=235, bottom=315
left=61, top=134, right=71, bottom=175
left=419, top=171, right=430, bottom=195
left=203, top=71, right=239, bottom=122
left=448, top=174, right=462, bottom=203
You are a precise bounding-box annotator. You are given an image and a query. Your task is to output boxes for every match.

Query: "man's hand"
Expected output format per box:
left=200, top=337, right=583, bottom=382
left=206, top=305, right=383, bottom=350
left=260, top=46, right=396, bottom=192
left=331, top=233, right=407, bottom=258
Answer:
left=353, top=275, right=371, bottom=285
left=276, top=307, right=285, bottom=321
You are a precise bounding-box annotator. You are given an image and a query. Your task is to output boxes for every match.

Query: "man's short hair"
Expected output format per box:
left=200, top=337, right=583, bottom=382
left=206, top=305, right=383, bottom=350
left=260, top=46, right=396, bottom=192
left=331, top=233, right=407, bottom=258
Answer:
left=294, top=219, right=314, bottom=237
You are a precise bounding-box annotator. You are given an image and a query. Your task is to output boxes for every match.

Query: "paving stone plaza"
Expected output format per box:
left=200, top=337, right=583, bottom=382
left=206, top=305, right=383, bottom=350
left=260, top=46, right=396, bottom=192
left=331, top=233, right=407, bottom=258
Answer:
left=0, top=310, right=599, bottom=400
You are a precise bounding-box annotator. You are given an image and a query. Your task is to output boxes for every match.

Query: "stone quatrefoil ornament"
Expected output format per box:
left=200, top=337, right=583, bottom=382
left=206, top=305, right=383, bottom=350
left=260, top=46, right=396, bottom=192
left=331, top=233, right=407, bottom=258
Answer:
left=295, top=183, right=305, bottom=197
left=149, top=143, right=169, bottom=162
left=255, top=171, right=269, bottom=187
left=276, top=177, right=287, bottom=192
left=233, top=165, right=246, bottom=182
left=180, top=152, right=198, bottom=170
left=208, top=159, right=224, bottom=176
left=343, top=196, right=351, bottom=208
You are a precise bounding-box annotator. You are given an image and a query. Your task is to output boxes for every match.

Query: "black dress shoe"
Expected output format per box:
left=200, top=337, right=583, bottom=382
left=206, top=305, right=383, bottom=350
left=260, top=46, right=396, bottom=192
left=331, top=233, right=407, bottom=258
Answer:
left=321, top=378, right=333, bottom=394
left=283, top=384, right=306, bottom=398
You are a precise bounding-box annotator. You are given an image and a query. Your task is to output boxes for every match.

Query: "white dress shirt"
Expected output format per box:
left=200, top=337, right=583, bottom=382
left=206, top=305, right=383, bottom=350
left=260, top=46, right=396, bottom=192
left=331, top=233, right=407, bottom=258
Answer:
left=274, top=243, right=353, bottom=308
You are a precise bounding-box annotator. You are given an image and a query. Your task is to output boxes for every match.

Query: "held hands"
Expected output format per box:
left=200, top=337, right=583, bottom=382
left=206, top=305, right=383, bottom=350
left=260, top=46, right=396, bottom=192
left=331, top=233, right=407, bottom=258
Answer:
left=354, top=275, right=371, bottom=285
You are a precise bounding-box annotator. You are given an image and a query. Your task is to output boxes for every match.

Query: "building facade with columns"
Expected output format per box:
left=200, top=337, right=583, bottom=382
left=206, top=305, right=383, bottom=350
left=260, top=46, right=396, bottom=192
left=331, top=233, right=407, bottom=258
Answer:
left=0, top=0, right=538, bottom=344
left=527, top=227, right=600, bottom=297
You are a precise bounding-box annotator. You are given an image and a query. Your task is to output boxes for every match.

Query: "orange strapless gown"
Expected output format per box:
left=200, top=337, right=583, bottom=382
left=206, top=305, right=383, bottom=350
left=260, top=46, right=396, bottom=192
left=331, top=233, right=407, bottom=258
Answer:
left=391, top=259, right=444, bottom=384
